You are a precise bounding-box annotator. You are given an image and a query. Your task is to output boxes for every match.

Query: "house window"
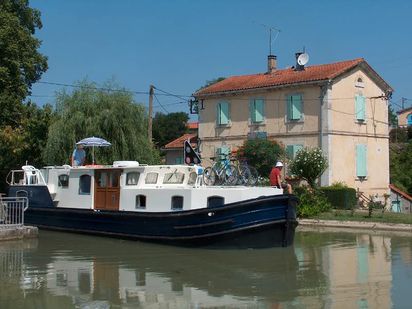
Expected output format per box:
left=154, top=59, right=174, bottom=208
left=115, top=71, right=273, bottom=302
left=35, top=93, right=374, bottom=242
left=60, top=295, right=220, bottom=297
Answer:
left=356, top=144, right=367, bottom=178
left=355, top=77, right=365, bottom=88
left=126, top=172, right=140, bottom=185
left=250, top=99, right=265, bottom=123
left=171, top=196, right=184, bottom=210
left=217, top=101, right=230, bottom=125
left=207, top=196, right=225, bottom=208
left=355, top=95, right=366, bottom=122
left=79, top=175, right=91, bottom=195
left=145, top=172, right=158, bottom=184
left=286, top=144, right=304, bottom=160
left=407, top=114, right=412, bottom=126
left=135, top=195, right=146, bottom=209
left=58, top=174, right=69, bottom=188
left=287, top=94, right=303, bottom=121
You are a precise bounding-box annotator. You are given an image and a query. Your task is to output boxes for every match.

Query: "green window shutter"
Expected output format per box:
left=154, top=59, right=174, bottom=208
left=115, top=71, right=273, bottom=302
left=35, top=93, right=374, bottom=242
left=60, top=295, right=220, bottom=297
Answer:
left=287, top=144, right=303, bottom=159
left=287, top=95, right=302, bottom=120
left=356, top=144, right=367, bottom=177
left=355, top=95, right=366, bottom=121
left=255, top=99, right=264, bottom=122
left=217, top=146, right=230, bottom=159
left=294, top=145, right=303, bottom=157
left=249, top=100, right=255, bottom=123
left=286, top=145, right=294, bottom=159
left=217, top=102, right=229, bottom=125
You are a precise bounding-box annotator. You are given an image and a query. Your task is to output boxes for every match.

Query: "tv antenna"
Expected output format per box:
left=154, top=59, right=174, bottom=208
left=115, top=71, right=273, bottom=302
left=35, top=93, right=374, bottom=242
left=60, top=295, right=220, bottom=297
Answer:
left=256, top=23, right=281, bottom=55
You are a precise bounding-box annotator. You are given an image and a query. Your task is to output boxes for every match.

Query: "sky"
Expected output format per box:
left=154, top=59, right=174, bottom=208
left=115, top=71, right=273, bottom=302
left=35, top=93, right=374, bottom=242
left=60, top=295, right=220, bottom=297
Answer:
left=29, top=0, right=412, bottom=118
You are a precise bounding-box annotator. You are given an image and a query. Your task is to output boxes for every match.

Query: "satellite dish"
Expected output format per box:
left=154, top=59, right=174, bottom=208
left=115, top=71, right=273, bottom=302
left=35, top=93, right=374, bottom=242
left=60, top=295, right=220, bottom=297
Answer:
left=297, top=53, right=309, bottom=66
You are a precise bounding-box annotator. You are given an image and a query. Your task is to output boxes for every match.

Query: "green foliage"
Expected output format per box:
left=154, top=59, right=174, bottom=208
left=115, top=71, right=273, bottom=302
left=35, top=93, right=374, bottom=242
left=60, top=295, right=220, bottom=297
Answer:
left=389, top=127, right=412, bottom=143
left=237, top=139, right=284, bottom=177
left=152, top=112, right=189, bottom=148
left=43, top=80, right=160, bottom=166
left=388, top=105, right=398, bottom=127
left=197, top=77, right=226, bottom=91
left=0, top=0, right=48, bottom=127
left=289, top=147, right=328, bottom=188
left=294, top=186, right=331, bottom=218
left=390, top=142, right=412, bottom=195
left=321, top=186, right=357, bottom=210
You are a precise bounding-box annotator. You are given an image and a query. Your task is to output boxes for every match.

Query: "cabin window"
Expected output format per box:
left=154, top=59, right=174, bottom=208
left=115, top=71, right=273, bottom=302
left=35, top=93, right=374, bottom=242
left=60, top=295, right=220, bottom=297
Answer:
left=188, top=172, right=197, bottom=185
left=145, top=172, right=158, bottom=184
left=163, top=172, right=185, bottom=184
left=79, top=175, right=91, bottom=195
left=126, top=172, right=140, bottom=185
left=58, top=174, right=69, bottom=188
left=78, top=270, right=91, bottom=294
left=171, top=196, right=184, bottom=210
left=207, top=196, right=225, bottom=208
left=135, top=195, right=146, bottom=209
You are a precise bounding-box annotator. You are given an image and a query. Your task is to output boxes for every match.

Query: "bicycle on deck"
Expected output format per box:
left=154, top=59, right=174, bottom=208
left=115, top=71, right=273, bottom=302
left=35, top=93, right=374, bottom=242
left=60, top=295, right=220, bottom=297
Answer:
left=203, top=154, right=238, bottom=186
left=231, top=156, right=259, bottom=186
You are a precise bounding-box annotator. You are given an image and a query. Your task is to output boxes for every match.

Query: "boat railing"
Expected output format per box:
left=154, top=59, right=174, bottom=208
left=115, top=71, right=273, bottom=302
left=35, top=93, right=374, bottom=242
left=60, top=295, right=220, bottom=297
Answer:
left=0, top=195, right=28, bottom=228
left=6, top=165, right=47, bottom=186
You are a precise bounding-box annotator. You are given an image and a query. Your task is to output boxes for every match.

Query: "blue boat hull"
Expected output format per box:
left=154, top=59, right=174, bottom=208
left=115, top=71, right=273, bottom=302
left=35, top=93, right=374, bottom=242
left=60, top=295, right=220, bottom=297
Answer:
left=9, top=186, right=298, bottom=248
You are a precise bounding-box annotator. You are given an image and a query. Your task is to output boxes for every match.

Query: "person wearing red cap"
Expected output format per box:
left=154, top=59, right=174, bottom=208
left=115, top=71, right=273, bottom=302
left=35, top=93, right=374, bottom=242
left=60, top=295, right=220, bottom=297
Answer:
left=269, top=161, right=292, bottom=194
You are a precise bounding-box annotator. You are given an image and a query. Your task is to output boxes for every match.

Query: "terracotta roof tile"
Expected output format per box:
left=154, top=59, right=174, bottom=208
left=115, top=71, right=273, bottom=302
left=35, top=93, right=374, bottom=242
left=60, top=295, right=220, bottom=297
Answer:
left=187, top=122, right=199, bottom=130
left=163, top=133, right=197, bottom=149
left=195, top=58, right=365, bottom=96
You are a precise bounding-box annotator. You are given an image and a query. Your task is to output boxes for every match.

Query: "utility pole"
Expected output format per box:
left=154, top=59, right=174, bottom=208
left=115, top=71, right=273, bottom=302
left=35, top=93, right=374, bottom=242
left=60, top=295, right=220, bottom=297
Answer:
left=148, top=85, right=154, bottom=142
left=401, top=97, right=406, bottom=110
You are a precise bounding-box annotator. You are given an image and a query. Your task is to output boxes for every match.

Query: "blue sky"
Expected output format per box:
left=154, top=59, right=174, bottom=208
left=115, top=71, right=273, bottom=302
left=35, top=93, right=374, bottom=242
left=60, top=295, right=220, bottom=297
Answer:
left=30, top=0, right=412, bottom=116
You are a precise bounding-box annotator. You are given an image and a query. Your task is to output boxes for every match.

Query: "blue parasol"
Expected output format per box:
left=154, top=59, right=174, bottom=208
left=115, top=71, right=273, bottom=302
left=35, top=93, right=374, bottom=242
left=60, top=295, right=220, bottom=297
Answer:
left=76, top=137, right=111, bottom=164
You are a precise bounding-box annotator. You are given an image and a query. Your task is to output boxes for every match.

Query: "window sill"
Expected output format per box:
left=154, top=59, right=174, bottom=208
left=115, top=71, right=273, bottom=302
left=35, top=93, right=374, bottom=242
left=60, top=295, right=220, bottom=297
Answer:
left=249, top=122, right=266, bottom=127
left=285, top=119, right=304, bottom=124
left=355, top=177, right=368, bottom=181
left=355, top=120, right=367, bottom=125
left=215, top=123, right=231, bottom=128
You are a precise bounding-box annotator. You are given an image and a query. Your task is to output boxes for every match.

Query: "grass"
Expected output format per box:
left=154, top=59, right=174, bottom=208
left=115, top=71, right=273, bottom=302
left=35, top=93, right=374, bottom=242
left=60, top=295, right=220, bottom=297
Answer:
left=313, top=209, right=412, bottom=225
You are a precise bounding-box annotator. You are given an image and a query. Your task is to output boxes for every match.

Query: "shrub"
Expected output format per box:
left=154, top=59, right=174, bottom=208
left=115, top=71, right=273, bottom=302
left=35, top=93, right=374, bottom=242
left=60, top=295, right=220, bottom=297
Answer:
left=294, top=186, right=331, bottom=218
left=289, top=147, right=328, bottom=188
left=321, top=186, right=357, bottom=210
left=237, top=139, right=284, bottom=177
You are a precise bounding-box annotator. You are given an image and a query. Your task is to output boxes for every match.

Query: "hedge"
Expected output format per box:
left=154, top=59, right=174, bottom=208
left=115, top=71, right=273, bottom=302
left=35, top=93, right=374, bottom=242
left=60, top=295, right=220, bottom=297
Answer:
left=320, top=187, right=357, bottom=209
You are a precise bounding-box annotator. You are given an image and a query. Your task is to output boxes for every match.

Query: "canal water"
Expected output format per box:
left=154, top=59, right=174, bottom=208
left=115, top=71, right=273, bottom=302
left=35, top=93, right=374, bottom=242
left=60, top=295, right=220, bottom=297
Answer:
left=0, top=227, right=411, bottom=308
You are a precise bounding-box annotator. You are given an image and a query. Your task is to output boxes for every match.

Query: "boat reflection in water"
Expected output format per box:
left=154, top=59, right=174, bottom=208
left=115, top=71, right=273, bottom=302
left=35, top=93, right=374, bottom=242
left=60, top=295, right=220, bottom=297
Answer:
left=1, top=227, right=411, bottom=308
left=0, top=231, right=307, bottom=308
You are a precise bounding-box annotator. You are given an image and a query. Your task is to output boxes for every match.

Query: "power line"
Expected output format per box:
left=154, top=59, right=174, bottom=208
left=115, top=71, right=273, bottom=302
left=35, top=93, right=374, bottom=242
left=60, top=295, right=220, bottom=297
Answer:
left=153, top=93, right=169, bottom=113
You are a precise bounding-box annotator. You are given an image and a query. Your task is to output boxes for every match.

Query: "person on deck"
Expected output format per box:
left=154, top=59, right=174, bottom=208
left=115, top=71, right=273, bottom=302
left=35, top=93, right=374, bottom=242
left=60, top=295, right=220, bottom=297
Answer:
left=269, top=161, right=292, bottom=194
left=71, top=144, right=86, bottom=167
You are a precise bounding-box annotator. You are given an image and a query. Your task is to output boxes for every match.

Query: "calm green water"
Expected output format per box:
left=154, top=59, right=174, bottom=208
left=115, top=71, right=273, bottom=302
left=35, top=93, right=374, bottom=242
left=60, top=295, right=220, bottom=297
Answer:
left=0, top=227, right=411, bottom=308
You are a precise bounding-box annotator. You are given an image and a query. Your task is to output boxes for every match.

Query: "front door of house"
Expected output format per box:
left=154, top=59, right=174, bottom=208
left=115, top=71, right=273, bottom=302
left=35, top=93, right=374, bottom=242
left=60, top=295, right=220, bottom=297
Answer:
left=94, top=169, right=122, bottom=210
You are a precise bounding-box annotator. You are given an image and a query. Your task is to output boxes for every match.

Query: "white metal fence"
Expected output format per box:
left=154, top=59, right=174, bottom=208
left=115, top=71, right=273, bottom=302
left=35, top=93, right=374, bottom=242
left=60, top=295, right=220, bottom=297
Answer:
left=0, top=196, right=28, bottom=228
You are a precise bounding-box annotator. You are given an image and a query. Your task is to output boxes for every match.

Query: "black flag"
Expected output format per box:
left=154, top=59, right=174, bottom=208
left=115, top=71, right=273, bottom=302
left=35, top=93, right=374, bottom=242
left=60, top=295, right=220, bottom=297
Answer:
left=184, top=140, right=201, bottom=165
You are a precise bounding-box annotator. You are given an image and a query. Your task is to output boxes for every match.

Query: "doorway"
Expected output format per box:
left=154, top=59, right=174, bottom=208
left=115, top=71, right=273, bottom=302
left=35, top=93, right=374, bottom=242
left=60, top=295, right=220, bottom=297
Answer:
left=94, top=169, right=122, bottom=210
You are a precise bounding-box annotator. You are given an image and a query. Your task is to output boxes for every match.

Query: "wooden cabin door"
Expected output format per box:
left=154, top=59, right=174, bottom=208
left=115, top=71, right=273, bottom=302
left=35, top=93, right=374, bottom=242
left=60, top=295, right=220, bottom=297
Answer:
left=94, top=169, right=122, bottom=210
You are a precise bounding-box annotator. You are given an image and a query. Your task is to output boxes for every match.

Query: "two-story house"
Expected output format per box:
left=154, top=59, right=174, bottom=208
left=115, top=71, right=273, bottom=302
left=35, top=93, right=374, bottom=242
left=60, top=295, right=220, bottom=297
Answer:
left=397, top=107, right=412, bottom=127
left=194, top=54, right=393, bottom=199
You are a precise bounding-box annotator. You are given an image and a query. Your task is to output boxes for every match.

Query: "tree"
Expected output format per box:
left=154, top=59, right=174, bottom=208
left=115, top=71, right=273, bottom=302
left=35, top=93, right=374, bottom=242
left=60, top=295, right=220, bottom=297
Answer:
left=289, top=147, right=328, bottom=188
left=43, top=81, right=160, bottom=165
left=237, top=139, right=284, bottom=177
left=0, top=0, right=48, bottom=126
left=196, top=77, right=226, bottom=92
left=388, top=105, right=398, bottom=128
left=152, top=112, right=189, bottom=148
left=390, top=143, right=412, bottom=195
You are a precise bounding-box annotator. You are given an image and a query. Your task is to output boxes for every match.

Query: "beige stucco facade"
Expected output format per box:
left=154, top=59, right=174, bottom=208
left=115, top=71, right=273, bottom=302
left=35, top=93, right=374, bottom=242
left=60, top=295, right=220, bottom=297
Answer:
left=397, top=108, right=412, bottom=127
left=197, top=66, right=391, bottom=199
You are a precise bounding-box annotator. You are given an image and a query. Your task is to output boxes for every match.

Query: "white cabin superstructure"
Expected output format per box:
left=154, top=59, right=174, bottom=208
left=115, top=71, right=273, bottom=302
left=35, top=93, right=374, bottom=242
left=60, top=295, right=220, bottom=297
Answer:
left=12, top=162, right=283, bottom=212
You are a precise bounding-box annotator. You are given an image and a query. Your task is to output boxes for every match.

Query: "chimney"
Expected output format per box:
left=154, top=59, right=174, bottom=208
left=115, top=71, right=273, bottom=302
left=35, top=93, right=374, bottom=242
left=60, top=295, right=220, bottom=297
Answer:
left=295, top=52, right=304, bottom=71
left=267, top=55, right=277, bottom=73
